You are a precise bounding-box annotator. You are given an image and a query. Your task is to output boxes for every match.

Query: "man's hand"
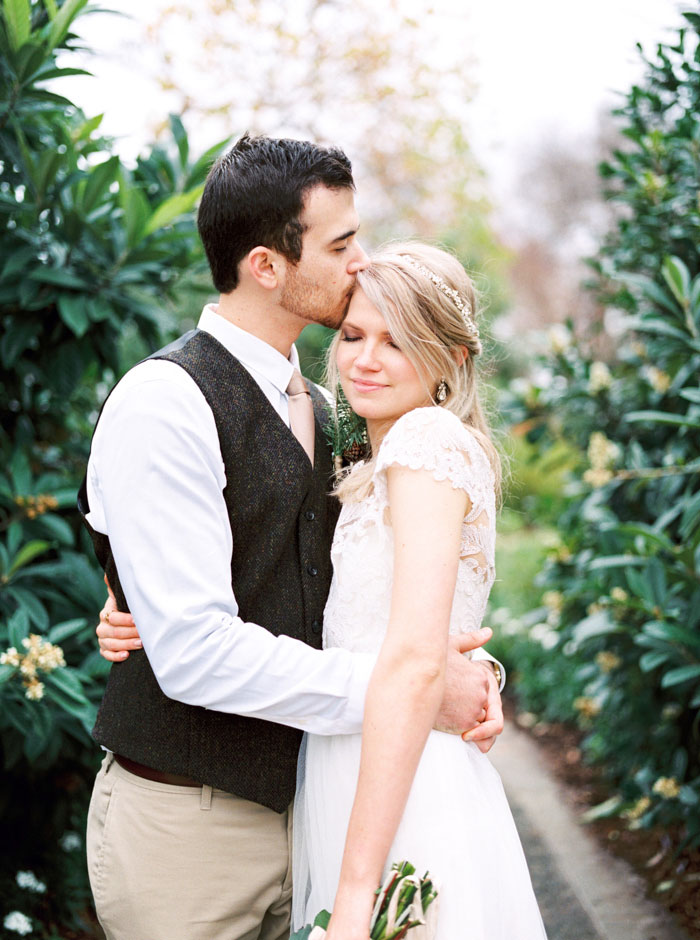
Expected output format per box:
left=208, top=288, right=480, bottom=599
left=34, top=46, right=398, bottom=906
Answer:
left=96, top=576, right=141, bottom=662
left=435, top=628, right=504, bottom=753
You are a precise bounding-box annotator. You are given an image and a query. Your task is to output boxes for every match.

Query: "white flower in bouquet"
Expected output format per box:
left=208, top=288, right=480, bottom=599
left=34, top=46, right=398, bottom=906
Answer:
left=290, top=861, right=438, bottom=940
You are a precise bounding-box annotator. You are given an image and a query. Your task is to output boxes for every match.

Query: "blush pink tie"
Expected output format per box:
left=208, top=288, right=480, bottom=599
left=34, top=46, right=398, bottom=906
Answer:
left=286, top=369, right=315, bottom=464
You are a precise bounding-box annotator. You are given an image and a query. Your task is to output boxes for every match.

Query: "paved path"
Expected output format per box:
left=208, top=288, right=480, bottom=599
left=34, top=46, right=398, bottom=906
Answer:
left=489, top=722, right=691, bottom=940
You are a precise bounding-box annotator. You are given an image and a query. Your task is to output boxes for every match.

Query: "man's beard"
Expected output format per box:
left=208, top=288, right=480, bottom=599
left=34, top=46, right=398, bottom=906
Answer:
left=281, top=267, right=355, bottom=330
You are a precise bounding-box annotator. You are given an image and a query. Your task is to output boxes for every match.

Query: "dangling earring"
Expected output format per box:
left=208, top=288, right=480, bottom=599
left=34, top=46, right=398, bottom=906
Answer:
left=436, top=379, right=448, bottom=403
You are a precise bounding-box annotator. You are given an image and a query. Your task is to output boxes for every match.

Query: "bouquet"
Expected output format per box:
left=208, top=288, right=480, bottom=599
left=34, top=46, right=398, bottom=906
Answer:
left=290, top=860, right=438, bottom=940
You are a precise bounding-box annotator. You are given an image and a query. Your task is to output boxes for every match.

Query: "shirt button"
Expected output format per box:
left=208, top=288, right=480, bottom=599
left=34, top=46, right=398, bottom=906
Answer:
left=307, top=565, right=318, bottom=577
left=311, top=620, right=322, bottom=634
left=305, top=510, right=315, bottom=521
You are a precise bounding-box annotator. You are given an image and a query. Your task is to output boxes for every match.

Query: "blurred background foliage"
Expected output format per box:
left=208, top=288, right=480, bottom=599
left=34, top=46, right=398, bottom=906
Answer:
left=491, top=11, right=700, bottom=863
left=0, top=1, right=218, bottom=933
left=1, top=0, right=699, bottom=936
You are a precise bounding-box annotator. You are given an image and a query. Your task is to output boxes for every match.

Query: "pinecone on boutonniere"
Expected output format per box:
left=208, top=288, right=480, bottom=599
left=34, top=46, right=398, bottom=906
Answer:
left=324, top=387, right=369, bottom=471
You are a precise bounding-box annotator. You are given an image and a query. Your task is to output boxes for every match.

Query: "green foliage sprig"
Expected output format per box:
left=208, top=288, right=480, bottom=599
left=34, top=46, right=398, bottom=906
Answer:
left=324, top=386, right=369, bottom=471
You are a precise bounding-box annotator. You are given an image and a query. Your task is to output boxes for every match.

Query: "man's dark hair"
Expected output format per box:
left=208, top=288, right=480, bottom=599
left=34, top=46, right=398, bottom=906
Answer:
left=197, top=134, right=355, bottom=293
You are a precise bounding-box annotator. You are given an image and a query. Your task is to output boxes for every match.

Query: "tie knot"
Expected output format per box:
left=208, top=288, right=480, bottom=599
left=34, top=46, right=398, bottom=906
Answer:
left=287, top=369, right=309, bottom=397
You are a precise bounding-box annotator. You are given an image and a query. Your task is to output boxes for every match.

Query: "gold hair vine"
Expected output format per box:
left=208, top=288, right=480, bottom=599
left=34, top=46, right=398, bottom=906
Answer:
left=402, top=257, right=479, bottom=337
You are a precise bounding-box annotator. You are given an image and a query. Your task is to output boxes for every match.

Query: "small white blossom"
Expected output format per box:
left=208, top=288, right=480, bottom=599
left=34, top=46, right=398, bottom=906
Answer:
left=4, top=911, right=33, bottom=935
left=0, top=647, right=21, bottom=667
left=529, top=622, right=560, bottom=650
left=548, top=324, right=572, bottom=354
left=588, top=361, right=612, bottom=393
left=60, top=831, right=81, bottom=852
left=24, top=679, right=44, bottom=701
left=16, top=870, right=47, bottom=893
left=645, top=366, right=671, bottom=394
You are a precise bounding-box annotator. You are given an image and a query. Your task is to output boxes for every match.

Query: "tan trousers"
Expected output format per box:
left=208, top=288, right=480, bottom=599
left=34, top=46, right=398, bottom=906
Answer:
left=86, top=754, right=293, bottom=940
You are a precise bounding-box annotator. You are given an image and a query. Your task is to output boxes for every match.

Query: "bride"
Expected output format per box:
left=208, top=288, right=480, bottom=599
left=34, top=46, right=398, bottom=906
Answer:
left=98, top=242, right=546, bottom=939
left=291, top=243, right=546, bottom=939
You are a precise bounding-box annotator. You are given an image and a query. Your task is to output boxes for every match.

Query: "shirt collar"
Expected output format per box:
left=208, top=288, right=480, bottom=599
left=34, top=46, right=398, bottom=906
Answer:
left=198, top=303, right=300, bottom=394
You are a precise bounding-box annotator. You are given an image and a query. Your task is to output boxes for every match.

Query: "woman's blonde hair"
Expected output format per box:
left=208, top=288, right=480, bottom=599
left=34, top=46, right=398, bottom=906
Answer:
left=326, top=241, right=501, bottom=502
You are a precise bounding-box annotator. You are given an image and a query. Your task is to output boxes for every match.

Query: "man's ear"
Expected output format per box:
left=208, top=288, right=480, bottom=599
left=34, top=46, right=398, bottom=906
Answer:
left=246, top=246, right=283, bottom=290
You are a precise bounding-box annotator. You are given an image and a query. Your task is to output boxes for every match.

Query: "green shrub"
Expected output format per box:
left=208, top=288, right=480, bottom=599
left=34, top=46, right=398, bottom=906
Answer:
left=1, top=1, right=221, bottom=932
left=503, top=13, right=700, bottom=850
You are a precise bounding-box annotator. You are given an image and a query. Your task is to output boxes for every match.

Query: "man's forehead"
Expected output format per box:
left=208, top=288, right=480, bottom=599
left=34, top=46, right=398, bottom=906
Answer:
left=301, top=184, right=358, bottom=235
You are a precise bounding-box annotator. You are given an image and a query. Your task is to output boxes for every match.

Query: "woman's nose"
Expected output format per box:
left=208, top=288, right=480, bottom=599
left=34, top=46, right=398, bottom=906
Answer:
left=355, top=342, right=380, bottom=370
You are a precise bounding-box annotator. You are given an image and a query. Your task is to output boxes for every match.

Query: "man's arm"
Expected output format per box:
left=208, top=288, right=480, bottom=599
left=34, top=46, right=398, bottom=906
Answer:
left=89, top=362, right=500, bottom=742
left=88, top=363, right=373, bottom=735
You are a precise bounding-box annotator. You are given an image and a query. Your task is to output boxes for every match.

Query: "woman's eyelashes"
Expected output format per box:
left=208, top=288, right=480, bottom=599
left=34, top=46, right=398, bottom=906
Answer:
left=340, top=332, right=400, bottom=350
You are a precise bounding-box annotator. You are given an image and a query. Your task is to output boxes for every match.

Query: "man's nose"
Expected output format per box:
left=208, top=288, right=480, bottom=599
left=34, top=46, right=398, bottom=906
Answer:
left=347, top=241, right=369, bottom=274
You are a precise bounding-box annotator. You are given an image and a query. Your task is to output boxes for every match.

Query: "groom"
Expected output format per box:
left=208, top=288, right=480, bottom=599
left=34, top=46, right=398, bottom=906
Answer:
left=80, top=134, right=503, bottom=940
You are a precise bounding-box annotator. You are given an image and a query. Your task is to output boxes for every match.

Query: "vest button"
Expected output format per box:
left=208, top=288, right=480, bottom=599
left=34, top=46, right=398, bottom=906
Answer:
left=305, top=510, right=315, bottom=521
left=307, top=565, right=318, bottom=576
left=311, top=619, right=322, bottom=634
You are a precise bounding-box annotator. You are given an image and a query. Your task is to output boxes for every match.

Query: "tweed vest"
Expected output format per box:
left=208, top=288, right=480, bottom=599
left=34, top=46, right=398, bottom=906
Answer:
left=78, top=329, right=339, bottom=812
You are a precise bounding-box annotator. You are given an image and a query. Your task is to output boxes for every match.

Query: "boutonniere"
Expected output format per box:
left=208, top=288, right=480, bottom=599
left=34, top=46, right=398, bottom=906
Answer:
left=323, top=386, right=369, bottom=472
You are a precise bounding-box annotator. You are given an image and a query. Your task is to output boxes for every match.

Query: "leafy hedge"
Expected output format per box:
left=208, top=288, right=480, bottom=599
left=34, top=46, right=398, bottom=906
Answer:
left=1, top=1, right=219, bottom=933
left=502, top=13, right=700, bottom=851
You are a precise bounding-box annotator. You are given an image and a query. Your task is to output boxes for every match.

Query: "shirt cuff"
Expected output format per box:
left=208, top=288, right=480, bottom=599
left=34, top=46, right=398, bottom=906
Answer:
left=470, top=646, right=506, bottom=692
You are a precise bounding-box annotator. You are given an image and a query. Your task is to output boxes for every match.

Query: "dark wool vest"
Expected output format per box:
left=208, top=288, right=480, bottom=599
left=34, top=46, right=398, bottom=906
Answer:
left=78, top=329, right=339, bottom=812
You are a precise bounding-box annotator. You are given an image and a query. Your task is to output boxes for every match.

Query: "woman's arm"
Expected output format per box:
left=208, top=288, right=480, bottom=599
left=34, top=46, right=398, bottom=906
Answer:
left=325, top=465, right=468, bottom=940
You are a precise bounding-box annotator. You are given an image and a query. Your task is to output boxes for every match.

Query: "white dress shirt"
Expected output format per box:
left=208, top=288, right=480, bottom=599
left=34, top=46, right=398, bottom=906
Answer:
left=86, top=305, right=374, bottom=734
left=86, top=304, right=503, bottom=736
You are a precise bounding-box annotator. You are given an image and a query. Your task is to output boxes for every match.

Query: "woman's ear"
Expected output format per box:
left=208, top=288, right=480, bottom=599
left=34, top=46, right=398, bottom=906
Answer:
left=452, top=345, right=469, bottom=366
left=245, top=246, right=283, bottom=290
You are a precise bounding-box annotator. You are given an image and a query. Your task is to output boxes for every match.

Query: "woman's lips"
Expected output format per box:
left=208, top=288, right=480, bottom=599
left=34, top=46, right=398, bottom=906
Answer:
left=351, top=378, right=386, bottom=392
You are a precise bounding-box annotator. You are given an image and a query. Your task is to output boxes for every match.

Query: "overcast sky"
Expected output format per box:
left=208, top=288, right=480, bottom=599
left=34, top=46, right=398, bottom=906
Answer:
left=69, top=0, right=687, bottom=204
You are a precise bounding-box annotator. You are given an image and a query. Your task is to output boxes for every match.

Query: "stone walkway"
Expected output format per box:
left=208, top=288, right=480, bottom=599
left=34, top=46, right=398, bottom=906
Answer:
left=489, top=722, right=691, bottom=940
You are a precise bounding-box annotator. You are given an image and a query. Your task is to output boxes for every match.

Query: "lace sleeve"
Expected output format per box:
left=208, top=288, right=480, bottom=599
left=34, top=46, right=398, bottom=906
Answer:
left=374, top=407, right=494, bottom=511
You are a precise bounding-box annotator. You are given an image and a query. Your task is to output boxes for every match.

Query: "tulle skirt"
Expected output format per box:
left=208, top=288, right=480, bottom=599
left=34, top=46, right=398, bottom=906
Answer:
left=292, top=730, right=547, bottom=939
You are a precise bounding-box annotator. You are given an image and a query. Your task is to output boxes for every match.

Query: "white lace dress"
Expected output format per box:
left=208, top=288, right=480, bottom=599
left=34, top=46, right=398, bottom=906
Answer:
left=292, top=407, right=547, bottom=939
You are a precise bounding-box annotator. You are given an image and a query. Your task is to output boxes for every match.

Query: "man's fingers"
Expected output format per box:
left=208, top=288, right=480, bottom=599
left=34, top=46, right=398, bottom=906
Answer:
left=450, top=627, right=493, bottom=654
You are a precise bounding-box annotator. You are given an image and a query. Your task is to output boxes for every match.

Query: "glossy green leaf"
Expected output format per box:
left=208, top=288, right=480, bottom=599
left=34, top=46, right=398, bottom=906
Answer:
left=7, top=540, right=50, bottom=577
left=3, top=0, right=31, bottom=51
left=142, top=185, right=203, bottom=237
left=660, top=663, right=700, bottom=688
left=48, top=618, right=87, bottom=644
left=7, top=607, right=30, bottom=649
left=7, top=586, right=49, bottom=631
left=625, top=410, right=700, bottom=430
left=29, top=267, right=88, bottom=289
left=45, top=0, right=88, bottom=52
left=57, top=294, right=89, bottom=337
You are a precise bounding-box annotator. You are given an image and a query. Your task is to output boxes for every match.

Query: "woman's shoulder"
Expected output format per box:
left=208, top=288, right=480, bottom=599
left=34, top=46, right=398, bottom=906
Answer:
left=376, top=406, right=493, bottom=480
left=379, top=406, right=484, bottom=457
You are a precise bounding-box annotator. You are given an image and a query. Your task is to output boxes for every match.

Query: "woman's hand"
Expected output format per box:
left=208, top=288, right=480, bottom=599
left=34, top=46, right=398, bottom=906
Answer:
left=96, top=577, right=141, bottom=662
left=323, top=883, right=374, bottom=940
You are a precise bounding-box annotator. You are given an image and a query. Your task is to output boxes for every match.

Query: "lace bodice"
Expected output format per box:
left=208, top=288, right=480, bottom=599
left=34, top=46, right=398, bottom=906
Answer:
left=323, top=407, right=496, bottom=654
